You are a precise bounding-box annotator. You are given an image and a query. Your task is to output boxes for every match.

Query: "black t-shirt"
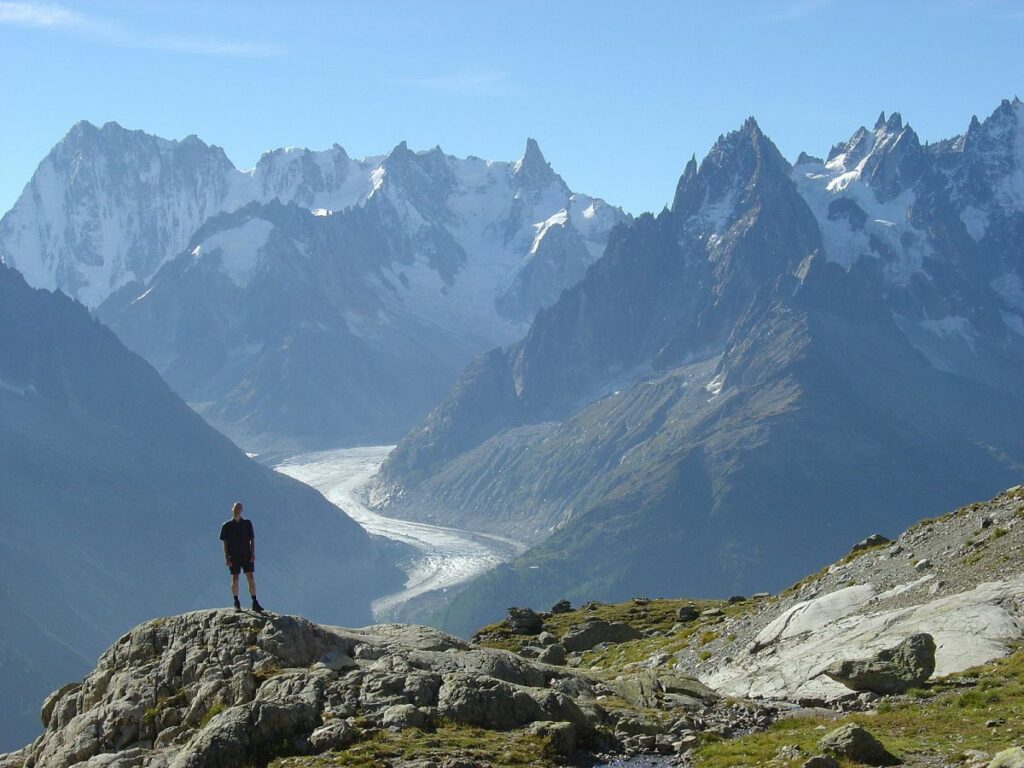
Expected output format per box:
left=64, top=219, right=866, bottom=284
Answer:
left=219, top=518, right=254, bottom=559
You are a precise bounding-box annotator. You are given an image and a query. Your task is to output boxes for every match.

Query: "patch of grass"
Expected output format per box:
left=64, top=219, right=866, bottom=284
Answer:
left=992, top=527, right=1009, bottom=539
left=198, top=701, right=225, bottom=729
left=699, top=631, right=719, bottom=646
left=963, top=552, right=985, bottom=567
left=253, top=664, right=284, bottom=684
left=692, top=648, right=1024, bottom=768
left=698, top=651, right=713, bottom=662
left=475, top=596, right=759, bottom=676
left=268, top=722, right=557, bottom=768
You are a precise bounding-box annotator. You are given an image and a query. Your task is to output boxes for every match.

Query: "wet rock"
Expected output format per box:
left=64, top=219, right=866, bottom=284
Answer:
left=818, top=724, right=900, bottom=766
left=825, top=633, right=936, bottom=694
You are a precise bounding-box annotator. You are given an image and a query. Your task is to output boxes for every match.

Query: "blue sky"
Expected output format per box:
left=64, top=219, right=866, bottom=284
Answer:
left=1, top=0, right=1022, bottom=216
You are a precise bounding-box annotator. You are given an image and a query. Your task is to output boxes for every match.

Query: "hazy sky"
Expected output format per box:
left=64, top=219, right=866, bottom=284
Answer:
left=1, top=0, right=1022, bottom=215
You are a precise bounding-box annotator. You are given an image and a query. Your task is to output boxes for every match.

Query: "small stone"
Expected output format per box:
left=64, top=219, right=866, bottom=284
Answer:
left=981, top=517, right=994, bottom=529
left=914, top=558, right=932, bottom=571
left=985, top=718, right=1006, bottom=727
left=777, top=745, right=807, bottom=760
left=752, top=592, right=772, bottom=599
left=962, top=749, right=990, bottom=767
left=727, top=595, right=747, bottom=604
left=803, top=756, right=840, bottom=768
left=701, top=608, right=724, bottom=618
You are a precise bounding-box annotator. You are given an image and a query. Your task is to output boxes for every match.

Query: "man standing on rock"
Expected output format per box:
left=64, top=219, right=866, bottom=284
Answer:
left=219, top=502, right=265, bottom=613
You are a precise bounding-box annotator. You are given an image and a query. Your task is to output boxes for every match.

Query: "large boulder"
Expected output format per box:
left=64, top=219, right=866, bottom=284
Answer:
left=436, top=674, right=548, bottom=729
left=562, top=619, right=641, bottom=652
left=506, top=608, right=544, bottom=635
left=606, top=670, right=718, bottom=710
left=990, top=748, right=1024, bottom=768
left=819, top=724, right=900, bottom=766
left=528, top=720, right=577, bottom=756
left=824, top=634, right=936, bottom=695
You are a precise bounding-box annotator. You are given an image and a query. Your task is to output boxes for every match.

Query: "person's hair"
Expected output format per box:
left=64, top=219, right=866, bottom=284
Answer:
left=232, top=502, right=243, bottom=513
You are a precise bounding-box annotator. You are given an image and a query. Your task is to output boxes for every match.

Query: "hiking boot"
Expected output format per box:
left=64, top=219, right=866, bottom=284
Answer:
left=233, top=596, right=241, bottom=612
left=252, top=598, right=265, bottom=613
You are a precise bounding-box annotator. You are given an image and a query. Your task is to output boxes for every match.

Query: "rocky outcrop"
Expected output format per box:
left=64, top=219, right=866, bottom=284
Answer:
left=825, top=633, right=936, bottom=694
left=705, top=488, right=1024, bottom=701
left=562, top=619, right=642, bottom=652
left=3, top=610, right=621, bottom=768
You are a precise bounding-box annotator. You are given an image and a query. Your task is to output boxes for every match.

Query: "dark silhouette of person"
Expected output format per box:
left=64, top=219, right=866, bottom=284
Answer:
left=219, top=501, right=265, bottom=612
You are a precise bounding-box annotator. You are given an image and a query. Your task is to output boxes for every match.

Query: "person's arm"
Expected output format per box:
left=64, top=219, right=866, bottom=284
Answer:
left=249, top=522, right=256, bottom=564
left=222, top=540, right=231, bottom=566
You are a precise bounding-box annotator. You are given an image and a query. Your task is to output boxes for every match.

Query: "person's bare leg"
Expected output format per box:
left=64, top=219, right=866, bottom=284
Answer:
left=231, top=573, right=240, bottom=598
left=245, top=572, right=257, bottom=598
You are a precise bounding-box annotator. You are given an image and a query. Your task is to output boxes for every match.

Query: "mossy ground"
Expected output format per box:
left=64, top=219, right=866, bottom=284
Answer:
left=691, top=648, right=1024, bottom=768
left=475, top=597, right=757, bottom=672
left=269, top=722, right=557, bottom=768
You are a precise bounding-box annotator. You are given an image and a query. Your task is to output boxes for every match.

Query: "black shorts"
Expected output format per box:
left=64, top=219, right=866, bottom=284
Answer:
left=228, top=559, right=254, bottom=575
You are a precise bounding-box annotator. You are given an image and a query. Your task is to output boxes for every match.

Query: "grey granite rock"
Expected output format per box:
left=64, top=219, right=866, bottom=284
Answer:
left=819, top=724, right=900, bottom=766
left=825, top=634, right=936, bottom=695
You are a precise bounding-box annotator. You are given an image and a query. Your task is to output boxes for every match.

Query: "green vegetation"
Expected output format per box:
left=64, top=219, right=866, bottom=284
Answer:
left=198, top=701, right=225, bottom=729
left=476, top=597, right=760, bottom=675
left=268, top=722, right=557, bottom=768
left=698, top=630, right=719, bottom=646
left=692, top=648, right=1024, bottom=768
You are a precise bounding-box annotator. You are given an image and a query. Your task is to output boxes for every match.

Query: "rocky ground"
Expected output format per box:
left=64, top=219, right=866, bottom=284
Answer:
left=4, top=486, right=1024, bottom=768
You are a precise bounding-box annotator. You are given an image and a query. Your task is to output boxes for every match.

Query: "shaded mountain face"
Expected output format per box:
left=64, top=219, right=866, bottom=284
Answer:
left=0, top=264, right=402, bottom=750
left=1, top=123, right=627, bottom=449
left=373, top=101, right=1024, bottom=637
